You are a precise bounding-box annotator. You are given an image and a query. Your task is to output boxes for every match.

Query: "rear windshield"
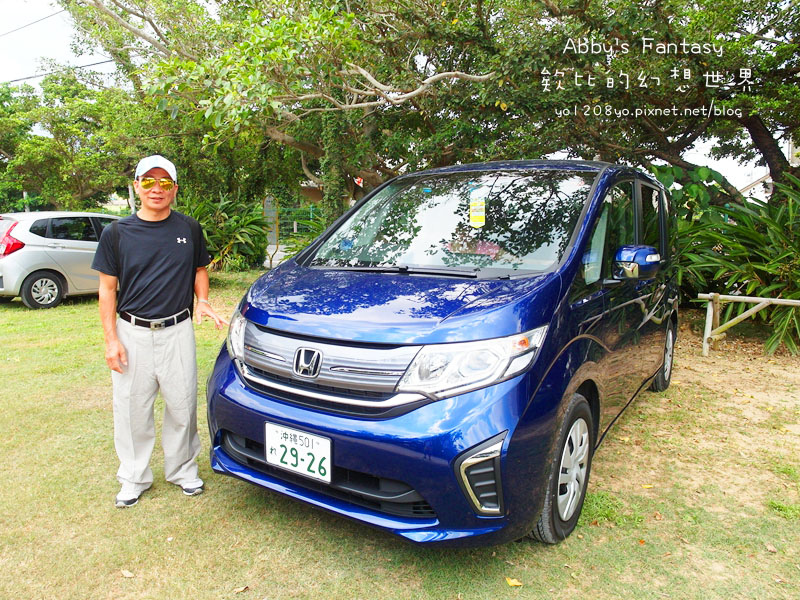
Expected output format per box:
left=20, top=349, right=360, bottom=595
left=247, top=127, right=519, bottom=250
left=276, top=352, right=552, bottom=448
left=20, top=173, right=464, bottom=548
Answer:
left=309, top=169, right=597, bottom=275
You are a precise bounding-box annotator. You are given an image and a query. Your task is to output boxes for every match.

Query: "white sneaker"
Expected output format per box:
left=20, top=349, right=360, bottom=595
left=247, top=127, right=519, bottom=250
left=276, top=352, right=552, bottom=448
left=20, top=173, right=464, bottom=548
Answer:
left=115, top=484, right=151, bottom=508
left=181, top=484, right=204, bottom=496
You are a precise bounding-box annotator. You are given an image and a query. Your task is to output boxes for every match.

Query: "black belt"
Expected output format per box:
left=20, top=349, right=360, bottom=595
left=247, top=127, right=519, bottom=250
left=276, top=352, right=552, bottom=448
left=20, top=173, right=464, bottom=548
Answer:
left=120, top=309, right=190, bottom=330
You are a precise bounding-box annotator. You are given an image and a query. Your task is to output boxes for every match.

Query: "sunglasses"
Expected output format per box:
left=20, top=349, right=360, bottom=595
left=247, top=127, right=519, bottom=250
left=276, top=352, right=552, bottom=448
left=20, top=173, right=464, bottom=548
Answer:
left=138, top=177, right=175, bottom=191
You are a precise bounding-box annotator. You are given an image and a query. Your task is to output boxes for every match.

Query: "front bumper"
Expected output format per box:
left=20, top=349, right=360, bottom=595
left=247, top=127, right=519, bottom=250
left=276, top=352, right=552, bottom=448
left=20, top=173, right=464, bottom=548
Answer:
left=207, top=348, right=554, bottom=547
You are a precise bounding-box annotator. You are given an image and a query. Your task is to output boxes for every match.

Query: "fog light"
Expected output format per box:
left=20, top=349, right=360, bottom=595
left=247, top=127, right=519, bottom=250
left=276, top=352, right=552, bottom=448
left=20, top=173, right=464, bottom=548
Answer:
left=454, top=433, right=506, bottom=515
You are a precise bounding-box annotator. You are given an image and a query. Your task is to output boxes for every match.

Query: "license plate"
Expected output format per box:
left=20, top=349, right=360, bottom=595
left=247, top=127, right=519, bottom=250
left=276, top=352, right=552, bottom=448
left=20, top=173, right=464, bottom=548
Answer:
left=265, top=422, right=331, bottom=483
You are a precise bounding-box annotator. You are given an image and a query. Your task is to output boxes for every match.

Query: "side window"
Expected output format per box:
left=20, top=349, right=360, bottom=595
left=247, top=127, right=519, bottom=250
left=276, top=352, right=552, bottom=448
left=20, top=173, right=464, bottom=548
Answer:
left=50, top=217, right=98, bottom=242
left=571, top=181, right=634, bottom=301
left=29, top=219, right=48, bottom=237
left=603, top=181, right=635, bottom=277
left=582, top=205, right=608, bottom=285
left=640, top=184, right=662, bottom=254
left=94, top=217, right=116, bottom=237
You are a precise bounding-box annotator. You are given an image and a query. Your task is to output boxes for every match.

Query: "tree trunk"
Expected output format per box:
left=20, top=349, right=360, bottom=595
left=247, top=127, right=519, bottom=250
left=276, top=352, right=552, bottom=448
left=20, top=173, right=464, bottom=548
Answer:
left=320, top=114, right=347, bottom=224
left=738, top=114, right=792, bottom=203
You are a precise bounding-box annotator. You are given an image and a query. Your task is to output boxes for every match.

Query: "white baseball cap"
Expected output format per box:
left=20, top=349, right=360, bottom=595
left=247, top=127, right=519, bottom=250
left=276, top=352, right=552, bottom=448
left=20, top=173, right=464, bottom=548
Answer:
left=134, top=154, right=178, bottom=182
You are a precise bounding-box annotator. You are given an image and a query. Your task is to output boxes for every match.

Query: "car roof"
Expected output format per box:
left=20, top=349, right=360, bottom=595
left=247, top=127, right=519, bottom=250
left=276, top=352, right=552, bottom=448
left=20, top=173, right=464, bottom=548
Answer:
left=394, top=159, right=635, bottom=178
left=393, top=159, right=661, bottom=188
left=0, top=211, right=122, bottom=221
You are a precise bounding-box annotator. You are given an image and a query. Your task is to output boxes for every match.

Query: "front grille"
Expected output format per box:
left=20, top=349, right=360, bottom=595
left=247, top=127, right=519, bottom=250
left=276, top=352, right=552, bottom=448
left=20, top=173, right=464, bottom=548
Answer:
left=221, top=431, right=437, bottom=519
left=240, top=364, right=429, bottom=418
left=239, top=322, right=425, bottom=418
left=249, top=366, right=391, bottom=401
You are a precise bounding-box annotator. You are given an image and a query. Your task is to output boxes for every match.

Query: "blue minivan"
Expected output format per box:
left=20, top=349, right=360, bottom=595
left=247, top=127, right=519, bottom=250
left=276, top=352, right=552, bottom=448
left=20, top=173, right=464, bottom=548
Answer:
left=206, top=160, right=678, bottom=547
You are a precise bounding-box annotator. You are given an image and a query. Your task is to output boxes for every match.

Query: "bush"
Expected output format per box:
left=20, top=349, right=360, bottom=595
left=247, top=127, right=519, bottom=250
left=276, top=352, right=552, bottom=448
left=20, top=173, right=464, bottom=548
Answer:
left=0, top=193, right=55, bottom=213
left=684, top=174, right=800, bottom=354
left=282, top=216, right=327, bottom=260
left=181, top=191, right=271, bottom=272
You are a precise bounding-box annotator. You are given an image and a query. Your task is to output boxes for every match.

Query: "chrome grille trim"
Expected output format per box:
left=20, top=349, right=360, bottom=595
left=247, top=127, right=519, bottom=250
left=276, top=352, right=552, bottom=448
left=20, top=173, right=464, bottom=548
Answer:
left=244, top=345, right=285, bottom=362
left=329, top=366, right=406, bottom=376
left=242, top=324, right=421, bottom=394
left=238, top=362, right=425, bottom=408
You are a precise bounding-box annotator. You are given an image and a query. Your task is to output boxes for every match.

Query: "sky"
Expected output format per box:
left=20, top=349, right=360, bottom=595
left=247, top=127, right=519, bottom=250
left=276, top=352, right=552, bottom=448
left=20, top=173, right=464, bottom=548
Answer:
left=0, top=0, right=115, bottom=86
left=0, top=0, right=774, bottom=191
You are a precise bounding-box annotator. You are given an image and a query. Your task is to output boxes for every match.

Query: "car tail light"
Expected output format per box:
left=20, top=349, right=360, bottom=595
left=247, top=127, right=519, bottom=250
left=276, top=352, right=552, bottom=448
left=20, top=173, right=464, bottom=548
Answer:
left=0, top=222, right=25, bottom=257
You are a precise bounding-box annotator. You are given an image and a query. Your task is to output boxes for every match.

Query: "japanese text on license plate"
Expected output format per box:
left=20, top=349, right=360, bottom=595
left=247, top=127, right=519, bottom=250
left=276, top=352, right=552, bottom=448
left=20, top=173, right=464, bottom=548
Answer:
left=265, top=422, right=331, bottom=483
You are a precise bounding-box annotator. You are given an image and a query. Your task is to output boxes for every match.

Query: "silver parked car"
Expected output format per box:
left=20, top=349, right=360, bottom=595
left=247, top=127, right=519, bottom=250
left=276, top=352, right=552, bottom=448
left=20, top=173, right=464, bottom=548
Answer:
left=0, top=211, right=121, bottom=308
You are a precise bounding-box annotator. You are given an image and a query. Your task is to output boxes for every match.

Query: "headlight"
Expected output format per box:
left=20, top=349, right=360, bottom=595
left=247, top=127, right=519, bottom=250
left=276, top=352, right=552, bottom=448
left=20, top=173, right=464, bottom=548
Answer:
left=226, top=308, right=247, bottom=361
left=397, top=325, right=548, bottom=399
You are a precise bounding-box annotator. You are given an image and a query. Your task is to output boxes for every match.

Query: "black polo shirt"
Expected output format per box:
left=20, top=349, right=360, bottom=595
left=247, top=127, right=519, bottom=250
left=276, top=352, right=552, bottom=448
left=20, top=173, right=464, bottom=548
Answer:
left=92, top=211, right=211, bottom=319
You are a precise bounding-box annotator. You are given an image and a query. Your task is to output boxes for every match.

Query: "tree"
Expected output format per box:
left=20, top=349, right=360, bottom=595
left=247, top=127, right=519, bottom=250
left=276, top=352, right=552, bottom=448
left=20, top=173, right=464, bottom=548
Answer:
left=0, top=84, right=38, bottom=210
left=2, top=68, right=302, bottom=212
left=63, top=0, right=499, bottom=202
left=494, top=0, right=800, bottom=204
left=64, top=0, right=799, bottom=217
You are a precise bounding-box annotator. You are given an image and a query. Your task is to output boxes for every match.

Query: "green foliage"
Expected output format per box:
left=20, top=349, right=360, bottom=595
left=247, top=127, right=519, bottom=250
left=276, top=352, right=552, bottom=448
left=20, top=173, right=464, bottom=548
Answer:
left=650, top=165, right=733, bottom=299
left=280, top=204, right=320, bottom=235
left=282, top=215, right=328, bottom=260
left=182, top=191, right=270, bottom=271
left=63, top=0, right=800, bottom=208
left=650, top=165, right=728, bottom=221
left=768, top=500, right=800, bottom=520
left=0, top=193, right=55, bottom=214
left=683, top=174, right=800, bottom=353
left=4, top=73, right=146, bottom=209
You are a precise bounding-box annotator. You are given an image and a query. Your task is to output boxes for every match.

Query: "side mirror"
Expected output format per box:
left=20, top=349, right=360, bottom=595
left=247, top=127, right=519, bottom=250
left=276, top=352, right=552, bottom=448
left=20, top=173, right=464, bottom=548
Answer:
left=612, top=245, right=661, bottom=279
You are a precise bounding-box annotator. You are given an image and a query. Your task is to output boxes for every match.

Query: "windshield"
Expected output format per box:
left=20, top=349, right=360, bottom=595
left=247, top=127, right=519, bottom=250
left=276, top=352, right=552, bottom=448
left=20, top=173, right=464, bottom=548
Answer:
left=309, top=169, right=597, bottom=275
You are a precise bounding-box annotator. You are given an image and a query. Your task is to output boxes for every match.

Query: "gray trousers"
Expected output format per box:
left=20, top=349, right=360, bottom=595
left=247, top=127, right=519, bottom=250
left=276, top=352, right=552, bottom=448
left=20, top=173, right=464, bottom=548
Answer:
left=112, top=317, right=203, bottom=494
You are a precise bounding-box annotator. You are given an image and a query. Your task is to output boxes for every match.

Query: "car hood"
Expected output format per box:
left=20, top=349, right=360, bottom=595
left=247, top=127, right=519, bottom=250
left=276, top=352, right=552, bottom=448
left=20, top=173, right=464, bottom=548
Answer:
left=241, top=263, right=561, bottom=344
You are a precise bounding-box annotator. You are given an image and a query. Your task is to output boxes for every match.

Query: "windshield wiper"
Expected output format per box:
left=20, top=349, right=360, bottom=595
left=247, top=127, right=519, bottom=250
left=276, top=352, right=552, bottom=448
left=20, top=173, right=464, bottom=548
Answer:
left=321, top=265, right=481, bottom=278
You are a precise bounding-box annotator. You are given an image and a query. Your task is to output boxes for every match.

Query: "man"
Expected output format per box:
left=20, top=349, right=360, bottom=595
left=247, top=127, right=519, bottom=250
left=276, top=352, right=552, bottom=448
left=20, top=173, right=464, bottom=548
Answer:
left=92, top=154, right=227, bottom=508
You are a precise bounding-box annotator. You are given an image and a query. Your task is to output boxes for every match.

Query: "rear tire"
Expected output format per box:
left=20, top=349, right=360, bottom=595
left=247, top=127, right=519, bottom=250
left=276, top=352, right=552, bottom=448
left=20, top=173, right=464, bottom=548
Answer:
left=649, top=322, right=676, bottom=392
left=531, top=393, right=595, bottom=544
left=20, top=271, right=64, bottom=309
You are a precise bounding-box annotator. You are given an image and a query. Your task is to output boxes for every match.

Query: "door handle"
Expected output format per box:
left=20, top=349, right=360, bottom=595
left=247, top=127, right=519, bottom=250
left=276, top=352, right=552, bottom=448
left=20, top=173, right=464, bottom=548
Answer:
left=47, top=243, right=65, bottom=248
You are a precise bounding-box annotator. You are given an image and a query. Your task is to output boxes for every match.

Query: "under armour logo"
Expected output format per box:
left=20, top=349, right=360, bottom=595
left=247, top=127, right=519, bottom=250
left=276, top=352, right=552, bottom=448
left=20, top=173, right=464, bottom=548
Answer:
left=177, top=237, right=187, bottom=244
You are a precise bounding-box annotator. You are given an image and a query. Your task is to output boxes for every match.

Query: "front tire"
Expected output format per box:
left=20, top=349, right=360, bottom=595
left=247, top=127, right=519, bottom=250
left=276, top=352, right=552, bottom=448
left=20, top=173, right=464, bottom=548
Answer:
left=531, top=393, right=595, bottom=544
left=649, top=322, right=676, bottom=392
left=20, top=271, right=64, bottom=309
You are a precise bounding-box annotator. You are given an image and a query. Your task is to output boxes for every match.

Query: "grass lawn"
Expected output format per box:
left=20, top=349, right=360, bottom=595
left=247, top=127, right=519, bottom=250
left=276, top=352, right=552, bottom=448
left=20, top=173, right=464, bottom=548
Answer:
left=1, top=271, right=798, bottom=599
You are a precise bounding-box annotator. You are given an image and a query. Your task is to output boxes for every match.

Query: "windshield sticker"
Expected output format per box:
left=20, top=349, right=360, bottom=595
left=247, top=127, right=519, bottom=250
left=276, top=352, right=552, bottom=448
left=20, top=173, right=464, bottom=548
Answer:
left=469, top=184, right=488, bottom=228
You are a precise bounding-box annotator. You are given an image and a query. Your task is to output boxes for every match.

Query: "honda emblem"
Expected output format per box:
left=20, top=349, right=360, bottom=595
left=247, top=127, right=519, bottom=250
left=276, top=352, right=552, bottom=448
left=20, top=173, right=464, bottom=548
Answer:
left=293, top=347, right=322, bottom=378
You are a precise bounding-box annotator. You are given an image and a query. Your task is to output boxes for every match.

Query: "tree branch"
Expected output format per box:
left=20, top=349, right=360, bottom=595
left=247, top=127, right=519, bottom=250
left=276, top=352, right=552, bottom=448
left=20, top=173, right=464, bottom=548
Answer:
left=84, top=0, right=169, bottom=56
left=264, top=127, right=323, bottom=158
left=84, top=0, right=198, bottom=61
left=301, top=154, right=324, bottom=186
left=107, top=0, right=170, bottom=51
left=345, top=64, right=494, bottom=104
